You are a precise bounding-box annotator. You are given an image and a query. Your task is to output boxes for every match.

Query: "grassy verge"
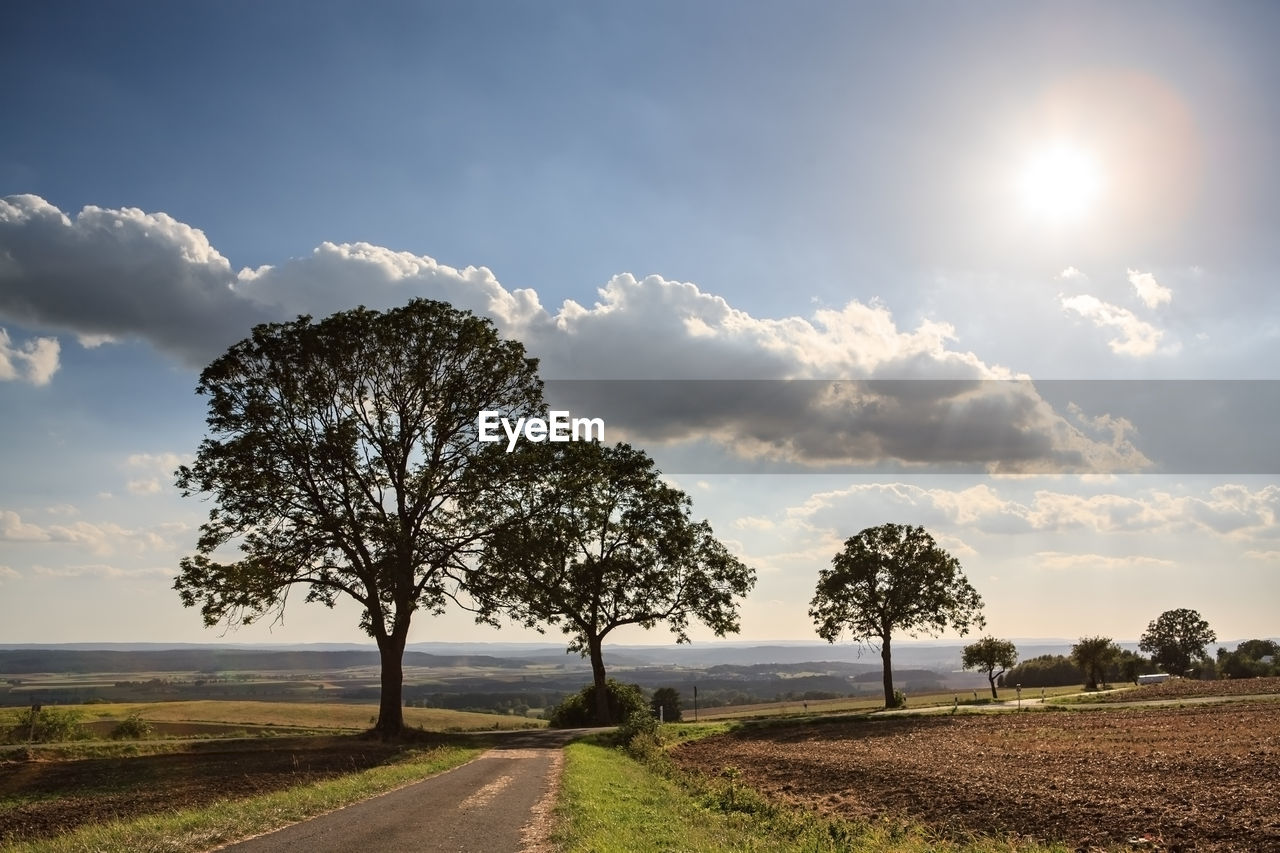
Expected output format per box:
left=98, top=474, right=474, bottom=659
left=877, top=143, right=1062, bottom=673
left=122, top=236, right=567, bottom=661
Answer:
left=554, top=725, right=1072, bottom=853
left=4, top=743, right=482, bottom=853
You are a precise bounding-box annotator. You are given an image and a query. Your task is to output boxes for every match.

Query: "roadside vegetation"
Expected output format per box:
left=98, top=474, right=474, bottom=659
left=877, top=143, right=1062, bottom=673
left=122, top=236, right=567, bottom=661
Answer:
left=555, top=724, right=1071, bottom=853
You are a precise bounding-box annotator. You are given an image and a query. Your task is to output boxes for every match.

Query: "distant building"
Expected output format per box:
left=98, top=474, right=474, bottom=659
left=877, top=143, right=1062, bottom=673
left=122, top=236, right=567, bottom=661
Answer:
left=1137, top=673, right=1171, bottom=685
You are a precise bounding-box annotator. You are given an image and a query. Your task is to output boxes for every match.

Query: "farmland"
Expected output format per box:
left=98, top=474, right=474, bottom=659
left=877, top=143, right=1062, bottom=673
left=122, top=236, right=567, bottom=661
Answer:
left=672, top=699, right=1280, bottom=851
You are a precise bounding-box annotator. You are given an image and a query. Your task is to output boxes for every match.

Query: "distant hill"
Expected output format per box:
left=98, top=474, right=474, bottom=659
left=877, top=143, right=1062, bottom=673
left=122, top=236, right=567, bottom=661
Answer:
left=0, top=649, right=528, bottom=674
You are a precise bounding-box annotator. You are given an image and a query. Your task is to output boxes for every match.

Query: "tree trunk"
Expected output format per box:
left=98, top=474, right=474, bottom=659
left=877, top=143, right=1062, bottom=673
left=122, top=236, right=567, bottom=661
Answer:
left=988, top=673, right=999, bottom=700
left=374, top=631, right=407, bottom=737
left=881, top=637, right=895, bottom=708
left=588, top=636, right=610, bottom=726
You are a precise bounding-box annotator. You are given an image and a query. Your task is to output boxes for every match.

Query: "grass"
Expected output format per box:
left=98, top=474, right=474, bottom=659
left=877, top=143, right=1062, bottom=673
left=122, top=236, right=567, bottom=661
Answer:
left=554, top=728, right=1073, bottom=853
left=33, top=699, right=545, bottom=733
left=3, top=742, right=483, bottom=853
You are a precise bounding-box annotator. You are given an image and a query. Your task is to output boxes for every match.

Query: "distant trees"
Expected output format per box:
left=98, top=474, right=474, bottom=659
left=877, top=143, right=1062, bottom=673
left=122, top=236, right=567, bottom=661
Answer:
left=962, top=637, right=1018, bottom=699
left=810, top=524, right=984, bottom=709
left=1001, top=654, right=1083, bottom=689
left=467, top=440, right=755, bottom=725
left=1216, top=639, right=1279, bottom=679
left=650, top=687, right=683, bottom=722
left=1140, top=609, right=1216, bottom=677
left=1070, top=636, right=1121, bottom=690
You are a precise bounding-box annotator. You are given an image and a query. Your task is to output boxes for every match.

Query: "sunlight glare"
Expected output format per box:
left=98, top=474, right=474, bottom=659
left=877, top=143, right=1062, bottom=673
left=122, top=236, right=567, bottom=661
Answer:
left=1017, top=144, right=1103, bottom=225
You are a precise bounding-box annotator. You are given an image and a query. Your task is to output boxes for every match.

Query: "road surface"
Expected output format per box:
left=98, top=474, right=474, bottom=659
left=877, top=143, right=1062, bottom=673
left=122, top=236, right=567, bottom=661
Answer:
left=218, top=728, right=584, bottom=853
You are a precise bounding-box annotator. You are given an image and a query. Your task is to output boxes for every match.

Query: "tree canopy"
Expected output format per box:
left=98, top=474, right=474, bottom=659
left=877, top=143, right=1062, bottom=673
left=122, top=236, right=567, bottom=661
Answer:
left=1070, top=636, right=1120, bottom=690
left=1139, top=608, right=1216, bottom=678
left=962, top=636, right=1018, bottom=699
left=809, top=523, right=984, bottom=708
left=174, top=299, right=544, bottom=736
left=466, top=440, right=755, bottom=724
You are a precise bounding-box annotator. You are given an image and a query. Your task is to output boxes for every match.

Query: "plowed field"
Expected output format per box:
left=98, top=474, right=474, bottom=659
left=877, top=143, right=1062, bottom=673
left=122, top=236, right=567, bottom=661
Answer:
left=673, top=702, right=1280, bottom=851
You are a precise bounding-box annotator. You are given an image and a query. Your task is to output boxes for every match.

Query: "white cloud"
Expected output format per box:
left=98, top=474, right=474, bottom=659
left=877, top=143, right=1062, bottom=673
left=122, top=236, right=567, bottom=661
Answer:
left=1244, top=550, right=1280, bottom=561
left=1060, top=293, right=1167, bottom=357
left=786, top=481, right=1280, bottom=539
left=1127, top=269, right=1172, bottom=309
left=0, top=565, right=19, bottom=582
left=0, top=196, right=1155, bottom=472
left=125, top=452, right=188, bottom=496
left=1034, top=551, right=1175, bottom=571
left=0, top=326, right=60, bottom=385
left=0, top=508, right=182, bottom=555
left=32, top=564, right=175, bottom=580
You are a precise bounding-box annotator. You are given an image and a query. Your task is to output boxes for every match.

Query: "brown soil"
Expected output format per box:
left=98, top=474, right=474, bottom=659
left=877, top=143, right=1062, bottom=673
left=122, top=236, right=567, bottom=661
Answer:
left=673, top=702, right=1280, bottom=852
left=0, top=735, right=420, bottom=845
left=1083, top=676, right=1280, bottom=703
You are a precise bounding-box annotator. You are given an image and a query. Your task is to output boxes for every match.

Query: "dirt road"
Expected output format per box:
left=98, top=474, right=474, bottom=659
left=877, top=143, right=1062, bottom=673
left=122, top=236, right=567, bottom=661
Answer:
left=218, top=729, right=582, bottom=853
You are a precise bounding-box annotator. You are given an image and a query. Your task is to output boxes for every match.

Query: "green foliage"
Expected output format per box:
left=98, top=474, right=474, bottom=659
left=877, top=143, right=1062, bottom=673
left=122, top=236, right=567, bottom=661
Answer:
left=548, top=680, right=649, bottom=728
left=1070, top=636, right=1120, bottom=690
left=110, top=713, right=154, bottom=740
left=891, top=689, right=908, bottom=708
left=1001, top=654, right=1084, bottom=688
left=1139, top=608, right=1217, bottom=677
left=5, top=706, right=85, bottom=743
left=1217, top=639, right=1280, bottom=678
left=809, top=523, right=984, bottom=707
left=467, top=440, right=755, bottom=724
left=962, top=636, right=1018, bottom=698
left=173, top=299, right=544, bottom=736
left=649, top=686, right=683, bottom=722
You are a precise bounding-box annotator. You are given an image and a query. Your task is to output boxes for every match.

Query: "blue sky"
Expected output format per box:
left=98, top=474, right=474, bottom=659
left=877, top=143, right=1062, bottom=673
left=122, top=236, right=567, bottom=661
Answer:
left=2, top=2, right=1278, bottom=647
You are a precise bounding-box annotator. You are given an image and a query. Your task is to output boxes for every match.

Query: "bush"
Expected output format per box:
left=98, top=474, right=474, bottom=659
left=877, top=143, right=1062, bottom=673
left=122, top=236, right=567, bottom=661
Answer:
left=547, top=679, right=648, bottom=727
left=4, top=707, right=86, bottom=743
left=890, top=689, right=907, bottom=709
left=110, top=713, right=153, bottom=740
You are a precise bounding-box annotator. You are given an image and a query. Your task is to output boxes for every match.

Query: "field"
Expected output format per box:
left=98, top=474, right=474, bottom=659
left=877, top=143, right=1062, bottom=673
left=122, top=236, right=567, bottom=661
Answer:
left=30, top=699, right=546, bottom=734
left=1058, top=675, right=1280, bottom=704
left=673, top=700, right=1280, bottom=851
left=695, top=684, right=1084, bottom=721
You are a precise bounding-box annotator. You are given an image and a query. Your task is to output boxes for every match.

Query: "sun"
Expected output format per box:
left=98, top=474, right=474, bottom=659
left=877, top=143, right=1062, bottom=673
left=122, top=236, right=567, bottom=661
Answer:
left=1016, top=143, right=1103, bottom=225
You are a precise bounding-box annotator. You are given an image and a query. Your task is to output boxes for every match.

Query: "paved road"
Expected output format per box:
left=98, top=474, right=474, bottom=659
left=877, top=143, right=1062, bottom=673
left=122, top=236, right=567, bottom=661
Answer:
left=218, top=729, right=585, bottom=853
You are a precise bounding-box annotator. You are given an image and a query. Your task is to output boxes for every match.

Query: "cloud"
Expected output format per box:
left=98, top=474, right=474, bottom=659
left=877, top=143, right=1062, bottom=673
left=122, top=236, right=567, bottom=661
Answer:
left=1034, top=552, right=1175, bottom=571
left=0, top=195, right=1152, bottom=472
left=0, top=194, right=271, bottom=366
left=0, top=565, right=19, bottom=582
left=125, top=452, right=188, bottom=496
left=1060, top=293, right=1166, bottom=357
left=786, top=481, right=1280, bottom=539
left=32, top=563, right=175, bottom=580
left=0, top=508, right=182, bottom=555
left=0, top=326, right=59, bottom=385
left=1127, top=269, right=1172, bottom=309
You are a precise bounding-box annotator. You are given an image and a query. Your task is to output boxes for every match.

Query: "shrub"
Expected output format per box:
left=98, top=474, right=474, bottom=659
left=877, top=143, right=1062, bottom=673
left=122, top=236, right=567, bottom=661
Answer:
left=547, top=679, right=648, bottom=727
left=4, top=707, right=86, bottom=743
left=110, top=713, right=154, bottom=740
left=890, top=689, right=907, bottom=708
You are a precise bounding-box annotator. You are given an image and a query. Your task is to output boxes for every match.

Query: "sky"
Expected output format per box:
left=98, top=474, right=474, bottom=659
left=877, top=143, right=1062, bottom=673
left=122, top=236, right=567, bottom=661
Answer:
left=2, top=2, right=1278, bottom=650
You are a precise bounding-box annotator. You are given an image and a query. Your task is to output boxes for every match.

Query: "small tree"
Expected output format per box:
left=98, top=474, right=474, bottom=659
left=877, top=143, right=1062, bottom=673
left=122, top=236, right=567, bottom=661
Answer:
left=467, top=440, right=755, bottom=725
left=962, top=636, right=1018, bottom=699
left=809, top=523, right=985, bottom=708
left=650, top=687, right=683, bottom=722
left=1139, top=608, right=1216, bottom=678
left=175, top=299, right=544, bottom=737
left=1070, top=636, right=1120, bottom=690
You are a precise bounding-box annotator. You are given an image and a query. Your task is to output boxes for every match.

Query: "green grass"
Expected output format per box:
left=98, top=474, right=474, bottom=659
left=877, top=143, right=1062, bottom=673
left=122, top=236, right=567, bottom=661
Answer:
left=554, top=730, right=1072, bottom=853
left=3, top=743, right=483, bottom=853
left=35, top=699, right=545, bottom=732
left=695, top=684, right=1085, bottom=721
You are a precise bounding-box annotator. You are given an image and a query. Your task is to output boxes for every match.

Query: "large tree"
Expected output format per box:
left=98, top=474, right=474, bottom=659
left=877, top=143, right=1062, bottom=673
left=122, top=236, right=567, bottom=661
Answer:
left=809, top=523, right=984, bottom=708
left=962, top=636, right=1018, bottom=699
left=174, top=299, right=543, bottom=737
left=465, top=440, right=755, bottom=724
left=1139, top=608, right=1216, bottom=677
left=1070, top=636, right=1120, bottom=690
